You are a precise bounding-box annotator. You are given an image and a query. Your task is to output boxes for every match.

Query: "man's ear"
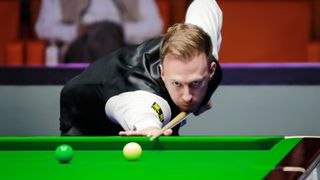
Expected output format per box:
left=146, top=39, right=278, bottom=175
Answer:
left=160, top=64, right=165, bottom=81
left=209, top=61, right=216, bottom=78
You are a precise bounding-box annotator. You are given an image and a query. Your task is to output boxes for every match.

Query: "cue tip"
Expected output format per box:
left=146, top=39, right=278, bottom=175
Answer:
left=149, top=132, right=161, bottom=141
left=149, top=112, right=189, bottom=141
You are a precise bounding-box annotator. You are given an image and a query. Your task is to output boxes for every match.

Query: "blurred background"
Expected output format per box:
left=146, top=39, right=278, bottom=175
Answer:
left=0, top=0, right=319, bottom=136
left=0, top=0, right=319, bottom=65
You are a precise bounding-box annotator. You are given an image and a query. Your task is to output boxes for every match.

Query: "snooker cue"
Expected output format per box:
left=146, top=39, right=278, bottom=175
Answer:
left=150, top=111, right=189, bottom=141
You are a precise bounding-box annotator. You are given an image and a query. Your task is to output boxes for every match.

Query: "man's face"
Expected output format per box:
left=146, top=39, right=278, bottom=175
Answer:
left=160, top=52, right=216, bottom=113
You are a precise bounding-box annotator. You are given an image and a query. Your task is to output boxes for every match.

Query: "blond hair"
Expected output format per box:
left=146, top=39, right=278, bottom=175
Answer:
left=160, top=23, right=213, bottom=64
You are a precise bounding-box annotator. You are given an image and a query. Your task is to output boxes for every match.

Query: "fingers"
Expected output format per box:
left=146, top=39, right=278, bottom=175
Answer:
left=119, top=128, right=173, bottom=137
left=119, top=131, right=150, bottom=136
left=163, top=129, right=173, bottom=136
left=119, top=130, right=153, bottom=136
left=119, top=131, right=139, bottom=136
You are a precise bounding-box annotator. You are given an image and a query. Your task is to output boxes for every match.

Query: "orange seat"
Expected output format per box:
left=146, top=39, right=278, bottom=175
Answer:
left=0, top=0, right=20, bottom=65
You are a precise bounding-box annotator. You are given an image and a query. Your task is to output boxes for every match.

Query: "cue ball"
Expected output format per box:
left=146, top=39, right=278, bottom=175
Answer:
left=123, top=142, right=142, bottom=160
left=55, top=144, right=74, bottom=163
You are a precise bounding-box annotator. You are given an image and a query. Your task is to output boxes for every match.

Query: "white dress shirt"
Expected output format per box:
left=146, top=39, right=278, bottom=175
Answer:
left=105, top=91, right=172, bottom=131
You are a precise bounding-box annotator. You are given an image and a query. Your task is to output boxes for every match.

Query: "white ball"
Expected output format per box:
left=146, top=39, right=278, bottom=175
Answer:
left=123, top=142, right=142, bottom=160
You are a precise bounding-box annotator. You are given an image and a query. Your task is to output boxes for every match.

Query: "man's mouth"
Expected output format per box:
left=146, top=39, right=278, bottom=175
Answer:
left=181, top=104, right=192, bottom=109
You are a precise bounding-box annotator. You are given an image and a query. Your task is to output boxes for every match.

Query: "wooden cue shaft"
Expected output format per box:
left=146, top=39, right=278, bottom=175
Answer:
left=150, top=112, right=189, bottom=141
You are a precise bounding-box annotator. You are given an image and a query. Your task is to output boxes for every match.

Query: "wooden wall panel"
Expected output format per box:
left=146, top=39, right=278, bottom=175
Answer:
left=218, top=0, right=312, bottom=62
left=0, top=0, right=20, bottom=65
left=156, top=0, right=170, bottom=33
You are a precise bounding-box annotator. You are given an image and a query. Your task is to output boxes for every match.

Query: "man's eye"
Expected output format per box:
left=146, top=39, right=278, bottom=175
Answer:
left=191, top=81, right=201, bottom=87
left=172, top=82, right=181, bottom=87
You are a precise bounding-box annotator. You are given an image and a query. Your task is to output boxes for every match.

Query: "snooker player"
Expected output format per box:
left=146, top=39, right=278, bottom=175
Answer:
left=59, top=0, right=222, bottom=136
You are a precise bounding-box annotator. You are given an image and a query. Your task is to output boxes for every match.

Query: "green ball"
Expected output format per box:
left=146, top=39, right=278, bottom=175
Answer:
left=55, top=144, right=74, bottom=163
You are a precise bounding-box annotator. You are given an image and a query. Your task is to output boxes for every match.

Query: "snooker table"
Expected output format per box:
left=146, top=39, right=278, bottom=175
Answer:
left=0, top=136, right=319, bottom=179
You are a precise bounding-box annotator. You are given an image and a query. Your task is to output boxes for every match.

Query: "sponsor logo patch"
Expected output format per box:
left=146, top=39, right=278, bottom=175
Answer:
left=151, top=102, right=164, bottom=122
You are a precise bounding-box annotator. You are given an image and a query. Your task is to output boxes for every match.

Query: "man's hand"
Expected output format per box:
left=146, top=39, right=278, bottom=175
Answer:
left=193, top=100, right=213, bottom=116
left=119, top=127, right=173, bottom=137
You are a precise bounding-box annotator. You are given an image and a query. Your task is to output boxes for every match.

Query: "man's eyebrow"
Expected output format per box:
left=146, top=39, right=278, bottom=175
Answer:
left=169, top=77, right=182, bottom=82
left=190, top=77, right=205, bottom=82
left=170, top=77, right=205, bottom=84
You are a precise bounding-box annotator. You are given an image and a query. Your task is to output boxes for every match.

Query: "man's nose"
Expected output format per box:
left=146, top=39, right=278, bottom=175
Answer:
left=182, top=87, right=192, bottom=102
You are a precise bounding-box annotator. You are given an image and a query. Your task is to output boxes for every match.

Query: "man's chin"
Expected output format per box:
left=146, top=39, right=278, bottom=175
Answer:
left=179, top=106, right=195, bottom=113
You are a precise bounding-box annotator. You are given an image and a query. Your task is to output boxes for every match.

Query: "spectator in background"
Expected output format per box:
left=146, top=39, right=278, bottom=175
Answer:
left=35, top=0, right=163, bottom=63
